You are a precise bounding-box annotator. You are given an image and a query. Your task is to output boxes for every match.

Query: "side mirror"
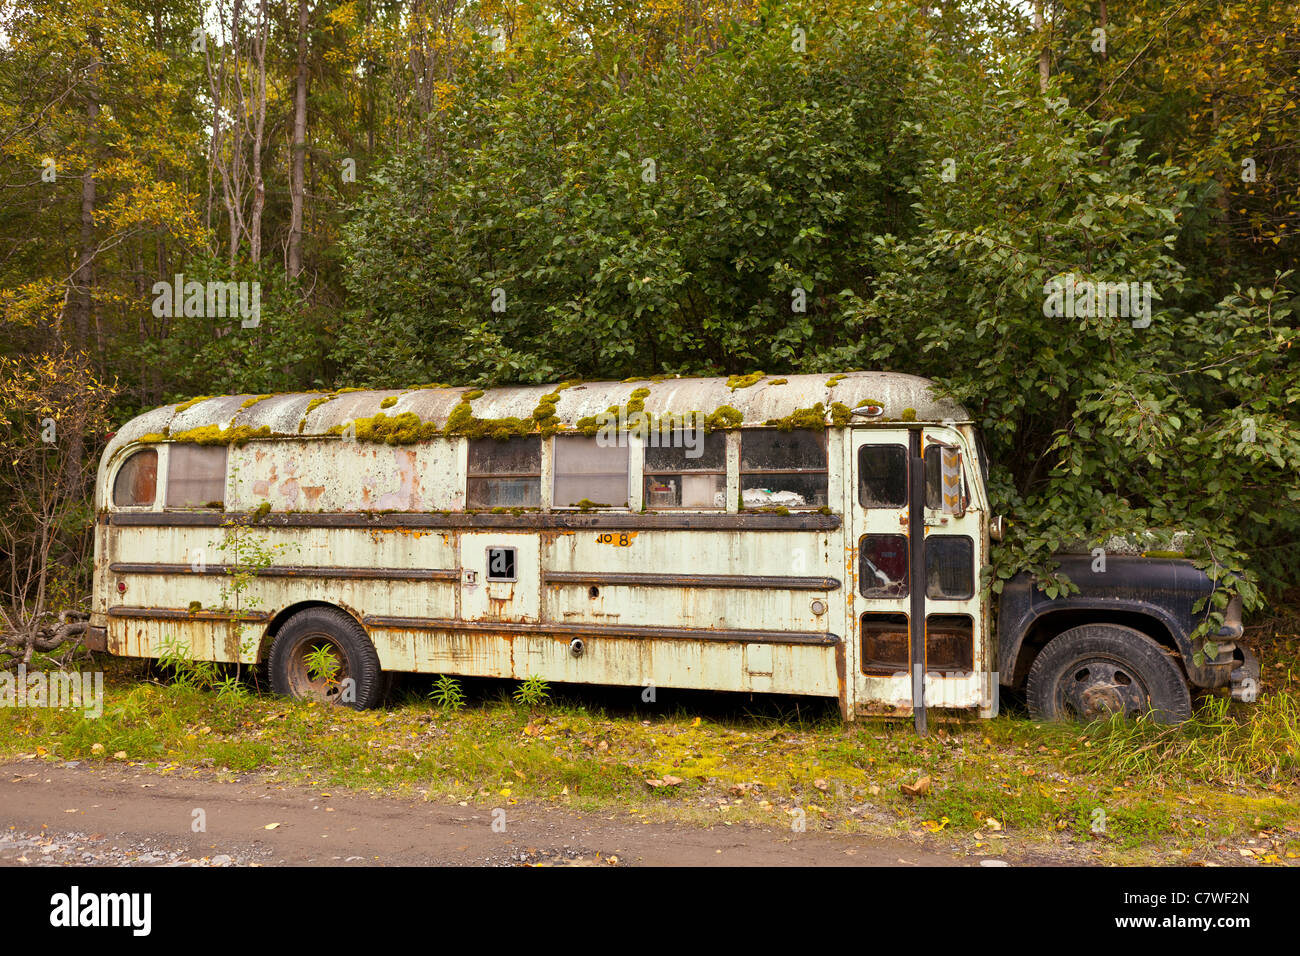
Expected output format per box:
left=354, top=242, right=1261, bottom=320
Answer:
left=940, top=446, right=966, bottom=517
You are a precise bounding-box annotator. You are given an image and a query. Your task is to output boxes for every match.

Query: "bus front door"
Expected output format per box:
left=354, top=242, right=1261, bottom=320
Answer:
left=849, top=426, right=993, bottom=724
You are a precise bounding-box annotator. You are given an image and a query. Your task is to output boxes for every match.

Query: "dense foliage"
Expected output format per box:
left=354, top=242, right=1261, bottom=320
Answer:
left=1, top=0, right=1297, bottom=622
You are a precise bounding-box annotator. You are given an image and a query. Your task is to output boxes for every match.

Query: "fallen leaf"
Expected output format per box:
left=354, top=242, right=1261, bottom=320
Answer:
left=264, top=823, right=281, bottom=830
left=900, top=776, right=931, bottom=797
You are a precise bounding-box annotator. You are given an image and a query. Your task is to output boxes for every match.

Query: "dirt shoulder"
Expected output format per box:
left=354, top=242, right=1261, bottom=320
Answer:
left=1, top=761, right=1006, bottom=867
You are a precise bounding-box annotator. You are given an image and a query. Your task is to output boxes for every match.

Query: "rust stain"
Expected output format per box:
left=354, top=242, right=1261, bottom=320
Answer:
left=371, top=448, right=422, bottom=511
left=302, top=485, right=325, bottom=504
left=278, top=478, right=301, bottom=508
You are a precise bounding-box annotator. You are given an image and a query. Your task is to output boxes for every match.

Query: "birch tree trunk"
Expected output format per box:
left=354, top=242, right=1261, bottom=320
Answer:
left=287, top=0, right=310, bottom=279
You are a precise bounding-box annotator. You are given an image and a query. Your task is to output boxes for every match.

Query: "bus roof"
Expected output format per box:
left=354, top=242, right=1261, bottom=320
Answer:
left=107, top=371, right=971, bottom=453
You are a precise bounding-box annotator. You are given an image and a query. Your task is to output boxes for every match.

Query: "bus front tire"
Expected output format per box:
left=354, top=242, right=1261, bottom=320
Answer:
left=1026, top=624, right=1191, bottom=724
left=268, top=606, right=383, bottom=709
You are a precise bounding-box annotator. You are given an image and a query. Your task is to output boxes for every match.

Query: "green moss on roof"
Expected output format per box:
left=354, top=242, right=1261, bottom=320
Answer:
left=174, top=395, right=213, bottom=414
left=830, top=402, right=852, bottom=426
left=379, top=396, right=398, bottom=409
left=239, top=394, right=272, bottom=410
left=626, top=387, right=651, bottom=415
left=765, top=404, right=828, bottom=431
left=328, top=411, right=438, bottom=444
left=169, top=424, right=273, bottom=446
left=705, top=405, right=744, bottom=431
left=726, top=372, right=764, bottom=391
left=826, top=375, right=846, bottom=388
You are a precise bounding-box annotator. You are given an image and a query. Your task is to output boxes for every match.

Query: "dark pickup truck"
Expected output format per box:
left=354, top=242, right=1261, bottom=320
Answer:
left=998, top=553, right=1255, bottom=722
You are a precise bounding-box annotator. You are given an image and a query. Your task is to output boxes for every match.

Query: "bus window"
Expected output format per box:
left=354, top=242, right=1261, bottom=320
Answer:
left=861, top=612, right=910, bottom=674
left=467, top=437, right=541, bottom=508
left=166, top=445, right=227, bottom=508
left=860, top=534, right=908, bottom=597
left=643, top=432, right=725, bottom=509
left=552, top=435, right=629, bottom=508
left=112, top=449, right=157, bottom=507
left=858, top=444, right=907, bottom=508
left=925, top=535, right=974, bottom=599
left=739, top=430, right=827, bottom=509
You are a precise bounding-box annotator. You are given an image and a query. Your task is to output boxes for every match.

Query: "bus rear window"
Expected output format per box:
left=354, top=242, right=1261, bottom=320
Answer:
left=740, top=430, right=828, bottom=509
left=467, top=437, right=541, bottom=508
left=166, top=445, right=227, bottom=508
left=553, top=435, right=629, bottom=508
left=113, top=449, right=157, bottom=507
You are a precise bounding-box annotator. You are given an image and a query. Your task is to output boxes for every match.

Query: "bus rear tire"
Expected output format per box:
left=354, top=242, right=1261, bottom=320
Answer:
left=1026, top=624, right=1191, bottom=724
left=269, top=606, right=383, bottom=709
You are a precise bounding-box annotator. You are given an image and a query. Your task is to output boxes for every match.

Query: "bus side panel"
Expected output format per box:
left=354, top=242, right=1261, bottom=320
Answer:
left=359, top=626, right=840, bottom=696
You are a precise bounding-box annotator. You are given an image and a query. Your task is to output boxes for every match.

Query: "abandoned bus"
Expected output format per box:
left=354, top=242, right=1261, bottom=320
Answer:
left=88, top=372, right=1252, bottom=724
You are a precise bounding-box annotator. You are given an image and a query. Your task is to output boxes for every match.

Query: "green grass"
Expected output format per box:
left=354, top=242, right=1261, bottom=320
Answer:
left=2, top=618, right=1298, bottom=864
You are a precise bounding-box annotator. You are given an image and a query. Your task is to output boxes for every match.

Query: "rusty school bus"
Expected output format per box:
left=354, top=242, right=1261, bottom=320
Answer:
left=89, top=372, right=1248, bottom=724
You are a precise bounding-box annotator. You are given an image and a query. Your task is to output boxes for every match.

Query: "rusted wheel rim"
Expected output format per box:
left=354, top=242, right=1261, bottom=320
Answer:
left=1055, top=656, right=1150, bottom=720
left=284, top=633, right=350, bottom=703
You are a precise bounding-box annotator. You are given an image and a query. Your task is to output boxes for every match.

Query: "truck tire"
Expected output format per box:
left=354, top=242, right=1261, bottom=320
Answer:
left=268, top=606, right=383, bottom=709
left=1026, top=624, right=1191, bottom=724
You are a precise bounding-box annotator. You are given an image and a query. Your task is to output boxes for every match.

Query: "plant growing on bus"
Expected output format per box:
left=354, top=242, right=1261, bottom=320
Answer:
left=303, top=643, right=342, bottom=689
left=428, top=675, right=466, bottom=712
left=208, top=504, right=299, bottom=684
left=513, top=675, right=551, bottom=708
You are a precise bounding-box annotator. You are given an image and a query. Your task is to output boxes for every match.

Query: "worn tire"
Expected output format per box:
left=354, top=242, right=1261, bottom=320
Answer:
left=268, top=606, right=383, bottom=709
left=1026, top=624, right=1191, bottom=724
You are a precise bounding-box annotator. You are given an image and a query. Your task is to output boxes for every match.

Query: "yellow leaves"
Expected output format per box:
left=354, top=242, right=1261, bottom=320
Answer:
left=920, top=816, right=949, bottom=832
left=99, top=179, right=207, bottom=249
left=325, top=0, right=360, bottom=28
left=0, top=279, right=65, bottom=328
